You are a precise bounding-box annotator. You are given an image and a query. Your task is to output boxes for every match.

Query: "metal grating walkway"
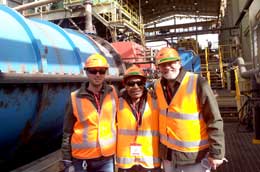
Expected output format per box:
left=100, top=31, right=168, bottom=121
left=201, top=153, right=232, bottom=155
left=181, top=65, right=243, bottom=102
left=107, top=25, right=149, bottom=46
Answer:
left=216, top=122, right=260, bottom=172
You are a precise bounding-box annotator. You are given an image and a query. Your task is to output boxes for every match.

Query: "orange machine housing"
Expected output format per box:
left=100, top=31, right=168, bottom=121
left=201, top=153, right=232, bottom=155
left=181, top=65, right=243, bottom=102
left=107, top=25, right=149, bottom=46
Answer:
left=111, top=41, right=152, bottom=70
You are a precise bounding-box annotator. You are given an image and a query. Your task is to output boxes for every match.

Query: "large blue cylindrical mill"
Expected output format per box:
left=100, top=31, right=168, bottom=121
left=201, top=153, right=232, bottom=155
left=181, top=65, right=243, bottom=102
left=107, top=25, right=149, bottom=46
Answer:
left=178, top=49, right=201, bottom=73
left=0, top=5, right=124, bottom=170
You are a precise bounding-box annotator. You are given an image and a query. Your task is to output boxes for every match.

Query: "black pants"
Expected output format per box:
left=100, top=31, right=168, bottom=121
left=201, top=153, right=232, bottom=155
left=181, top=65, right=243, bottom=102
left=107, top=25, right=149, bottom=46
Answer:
left=118, top=165, right=161, bottom=172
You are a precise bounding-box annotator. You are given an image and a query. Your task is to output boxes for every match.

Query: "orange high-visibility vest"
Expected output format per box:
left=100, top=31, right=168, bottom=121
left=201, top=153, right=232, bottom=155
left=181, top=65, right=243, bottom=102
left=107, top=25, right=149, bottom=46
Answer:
left=71, top=86, right=117, bottom=159
left=116, top=94, right=160, bottom=169
left=155, top=72, right=209, bottom=152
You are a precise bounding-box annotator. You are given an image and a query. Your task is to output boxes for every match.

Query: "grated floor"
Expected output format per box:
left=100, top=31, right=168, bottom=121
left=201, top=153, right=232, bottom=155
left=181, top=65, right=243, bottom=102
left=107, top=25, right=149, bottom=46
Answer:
left=216, top=122, right=260, bottom=172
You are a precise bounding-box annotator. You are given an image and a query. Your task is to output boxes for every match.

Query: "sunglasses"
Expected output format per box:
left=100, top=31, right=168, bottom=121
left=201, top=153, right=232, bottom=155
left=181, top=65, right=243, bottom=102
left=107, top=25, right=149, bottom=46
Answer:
left=126, top=81, right=145, bottom=87
left=87, top=69, right=107, bottom=75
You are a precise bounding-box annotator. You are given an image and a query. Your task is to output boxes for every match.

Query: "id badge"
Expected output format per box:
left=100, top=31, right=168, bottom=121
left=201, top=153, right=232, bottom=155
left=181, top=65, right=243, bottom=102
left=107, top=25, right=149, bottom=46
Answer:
left=130, top=143, right=142, bottom=156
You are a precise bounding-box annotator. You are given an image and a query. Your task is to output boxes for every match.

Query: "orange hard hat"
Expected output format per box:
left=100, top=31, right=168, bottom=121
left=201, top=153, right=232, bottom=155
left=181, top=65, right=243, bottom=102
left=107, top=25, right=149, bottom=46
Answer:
left=155, top=47, right=180, bottom=65
left=123, top=65, right=146, bottom=80
left=84, top=53, right=109, bottom=68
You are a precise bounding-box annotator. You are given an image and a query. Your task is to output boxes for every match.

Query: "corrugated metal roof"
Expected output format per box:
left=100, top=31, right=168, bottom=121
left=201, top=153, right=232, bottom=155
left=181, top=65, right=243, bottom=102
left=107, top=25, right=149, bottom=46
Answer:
left=129, top=0, right=221, bottom=24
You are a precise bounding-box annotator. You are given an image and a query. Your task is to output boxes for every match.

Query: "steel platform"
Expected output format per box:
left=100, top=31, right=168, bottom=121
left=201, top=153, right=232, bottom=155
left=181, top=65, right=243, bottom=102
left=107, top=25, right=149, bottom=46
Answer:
left=216, top=121, right=260, bottom=172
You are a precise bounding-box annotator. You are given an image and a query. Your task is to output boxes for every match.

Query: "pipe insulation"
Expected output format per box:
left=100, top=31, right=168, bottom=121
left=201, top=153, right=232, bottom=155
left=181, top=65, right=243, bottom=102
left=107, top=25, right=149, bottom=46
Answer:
left=231, top=57, right=260, bottom=79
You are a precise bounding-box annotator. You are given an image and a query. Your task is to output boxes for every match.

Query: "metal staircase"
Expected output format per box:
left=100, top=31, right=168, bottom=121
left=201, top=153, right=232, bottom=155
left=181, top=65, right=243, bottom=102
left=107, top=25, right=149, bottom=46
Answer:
left=216, top=89, right=238, bottom=121
left=200, top=46, right=238, bottom=120
left=91, top=0, right=144, bottom=43
left=200, top=47, right=225, bottom=89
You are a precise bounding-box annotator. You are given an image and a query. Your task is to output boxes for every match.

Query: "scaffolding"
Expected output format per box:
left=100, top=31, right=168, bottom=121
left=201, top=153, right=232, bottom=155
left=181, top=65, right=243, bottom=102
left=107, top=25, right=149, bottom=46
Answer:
left=63, top=0, right=144, bottom=43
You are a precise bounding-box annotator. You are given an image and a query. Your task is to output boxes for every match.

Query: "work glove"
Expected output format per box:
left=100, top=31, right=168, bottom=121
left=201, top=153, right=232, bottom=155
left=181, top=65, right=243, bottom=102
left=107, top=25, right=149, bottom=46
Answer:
left=63, top=160, right=75, bottom=172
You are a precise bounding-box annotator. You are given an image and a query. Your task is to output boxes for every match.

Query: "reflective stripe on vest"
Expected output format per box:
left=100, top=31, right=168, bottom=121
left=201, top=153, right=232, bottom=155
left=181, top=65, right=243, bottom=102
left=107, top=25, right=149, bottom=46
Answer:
left=116, top=156, right=160, bottom=166
left=159, top=109, right=203, bottom=120
left=155, top=72, right=209, bottom=152
left=118, top=129, right=159, bottom=137
left=71, top=87, right=117, bottom=159
left=160, top=134, right=209, bottom=148
left=116, top=94, right=160, bottom=169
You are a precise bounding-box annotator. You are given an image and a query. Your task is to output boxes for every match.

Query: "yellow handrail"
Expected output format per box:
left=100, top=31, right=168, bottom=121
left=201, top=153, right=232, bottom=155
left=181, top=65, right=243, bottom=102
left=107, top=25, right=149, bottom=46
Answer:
left=218, top=44, right=237, bottom=59
left=64, top=0, right=84, bottom=5
left=205, top=48, right=211, bottom=85
left=234, top=67, right=241, bottom=118
left=92, top=0, right=142, bottom=34
left=218, top=46, right=224, bottom=88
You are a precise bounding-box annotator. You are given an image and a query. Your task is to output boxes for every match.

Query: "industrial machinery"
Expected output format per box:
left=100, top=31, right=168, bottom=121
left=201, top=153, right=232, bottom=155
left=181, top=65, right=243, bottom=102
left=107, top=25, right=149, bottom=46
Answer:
left=0, top=5, right=124, bottom=171
left=112, top=41, right=201, bottom=75
left=178, top=48, right=201, bottom=73
left=0, top=5, right=202, bottom=170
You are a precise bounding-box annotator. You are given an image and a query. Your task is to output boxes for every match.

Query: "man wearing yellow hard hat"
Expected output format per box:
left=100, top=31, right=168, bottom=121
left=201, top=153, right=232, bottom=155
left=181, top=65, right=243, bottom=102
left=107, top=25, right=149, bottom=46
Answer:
left=61, top=53, right=118, bottom=172
left=116, top=65, right=161, bottom=172
left=153, top=47, right=226, bottom=172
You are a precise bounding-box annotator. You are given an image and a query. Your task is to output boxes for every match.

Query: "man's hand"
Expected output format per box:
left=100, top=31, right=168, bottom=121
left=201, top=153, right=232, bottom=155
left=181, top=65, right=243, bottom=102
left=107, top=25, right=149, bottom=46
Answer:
left=208, top=157, right=228, bottom=170
left=63, top=160, right=75, bottom=172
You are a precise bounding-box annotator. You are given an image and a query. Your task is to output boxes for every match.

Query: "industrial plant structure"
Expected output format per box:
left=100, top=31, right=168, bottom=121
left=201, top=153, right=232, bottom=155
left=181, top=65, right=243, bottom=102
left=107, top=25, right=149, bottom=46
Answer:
left=0, top=0, right=260, bottom=171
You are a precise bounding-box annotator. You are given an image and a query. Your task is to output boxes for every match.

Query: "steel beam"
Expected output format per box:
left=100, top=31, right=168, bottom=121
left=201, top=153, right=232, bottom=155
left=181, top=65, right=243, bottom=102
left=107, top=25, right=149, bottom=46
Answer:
left=145, top=27, right=239, bottom=42
left=145, top=20, right=217, bottom=33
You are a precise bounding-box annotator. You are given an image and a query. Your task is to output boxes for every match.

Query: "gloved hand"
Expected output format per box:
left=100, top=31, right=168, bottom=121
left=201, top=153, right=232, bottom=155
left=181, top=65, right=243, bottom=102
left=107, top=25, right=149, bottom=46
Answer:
left=63, top=160, right=75, bottom=172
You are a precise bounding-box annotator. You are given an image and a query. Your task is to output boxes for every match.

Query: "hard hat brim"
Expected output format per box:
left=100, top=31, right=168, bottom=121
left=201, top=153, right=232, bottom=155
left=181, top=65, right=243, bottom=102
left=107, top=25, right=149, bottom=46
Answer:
left=157, top=57, right=180, bottom=65
left=123, top=75, right=146, bottom=81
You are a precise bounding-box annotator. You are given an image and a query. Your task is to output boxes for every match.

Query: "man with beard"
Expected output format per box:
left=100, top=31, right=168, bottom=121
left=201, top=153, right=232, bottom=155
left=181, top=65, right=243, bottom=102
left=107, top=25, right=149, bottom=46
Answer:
left=116, top=65, right=161, bottom=172
left=153, top=47, right=226, bottom=172
left=61, top=53, right=118, bottom=172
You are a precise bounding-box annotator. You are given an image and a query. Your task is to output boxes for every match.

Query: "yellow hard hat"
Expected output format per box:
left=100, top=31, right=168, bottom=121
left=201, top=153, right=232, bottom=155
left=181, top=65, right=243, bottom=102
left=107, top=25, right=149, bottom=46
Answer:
left=123, top=65, right=146, bottom=80
left=84, top=53, right=109, bottom=68
left=155, top=47, right=180, bottom=65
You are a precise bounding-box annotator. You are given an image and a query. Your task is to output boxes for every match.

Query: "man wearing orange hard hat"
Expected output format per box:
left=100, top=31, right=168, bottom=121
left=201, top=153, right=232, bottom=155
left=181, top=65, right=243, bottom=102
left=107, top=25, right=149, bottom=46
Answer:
left=61, top=53, right=118, bottom=172
left=116, top=65, right=161, bottom=172
left=153, top=47, right=226, bottom=172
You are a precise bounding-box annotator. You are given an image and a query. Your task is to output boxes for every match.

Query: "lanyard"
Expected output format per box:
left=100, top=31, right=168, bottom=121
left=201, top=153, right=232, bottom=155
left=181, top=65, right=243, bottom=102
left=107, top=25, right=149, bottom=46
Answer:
left=130, top=102, right=142, bottom=142
left=93, top=93, right=101, bottom=114
left=166, top=85, right=173, bottom=101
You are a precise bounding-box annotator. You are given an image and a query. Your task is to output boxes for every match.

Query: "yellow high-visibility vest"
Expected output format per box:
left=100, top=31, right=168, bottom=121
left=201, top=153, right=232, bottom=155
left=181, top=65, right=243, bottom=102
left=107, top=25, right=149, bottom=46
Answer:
left=155, top=72, right=209, bottom=152
left=116, top=94, right=160, bottom=169
left=71, top=86, right=117, bottom=159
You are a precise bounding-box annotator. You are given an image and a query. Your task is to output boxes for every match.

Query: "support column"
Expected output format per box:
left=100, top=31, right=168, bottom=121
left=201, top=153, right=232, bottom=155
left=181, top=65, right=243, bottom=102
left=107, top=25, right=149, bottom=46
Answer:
left=84, top=0, right=93, bottom=33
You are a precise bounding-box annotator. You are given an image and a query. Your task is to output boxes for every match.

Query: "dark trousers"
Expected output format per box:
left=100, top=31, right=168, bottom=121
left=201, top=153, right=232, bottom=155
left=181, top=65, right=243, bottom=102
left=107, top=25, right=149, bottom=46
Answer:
left=118, top=165, right=161, bottom=172
left=72, top=155, right=115, bottom=172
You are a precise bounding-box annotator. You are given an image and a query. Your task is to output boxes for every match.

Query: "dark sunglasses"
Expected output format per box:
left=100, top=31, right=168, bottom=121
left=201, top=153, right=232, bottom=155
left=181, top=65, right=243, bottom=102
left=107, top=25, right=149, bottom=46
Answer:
left=126, top=81, right=145, bottom=87
left=87, top=69, right=107, bottom=75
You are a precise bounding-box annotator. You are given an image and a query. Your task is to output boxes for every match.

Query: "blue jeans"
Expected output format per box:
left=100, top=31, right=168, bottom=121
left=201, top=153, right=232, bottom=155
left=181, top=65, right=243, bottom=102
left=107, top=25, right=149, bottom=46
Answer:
left=72, top=155, right=115, bottom=172
left=118, top=165, right=161, bottom=172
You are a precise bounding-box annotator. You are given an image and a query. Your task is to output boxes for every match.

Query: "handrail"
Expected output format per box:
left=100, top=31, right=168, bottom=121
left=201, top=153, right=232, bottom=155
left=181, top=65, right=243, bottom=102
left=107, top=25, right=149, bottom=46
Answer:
left=205, top=47, right=211, bottom=85
left=92, top=0, right=142, bottom=35
left=218, top=46, right=225, bottom=88
left=233, top=67, right=242, bottom=118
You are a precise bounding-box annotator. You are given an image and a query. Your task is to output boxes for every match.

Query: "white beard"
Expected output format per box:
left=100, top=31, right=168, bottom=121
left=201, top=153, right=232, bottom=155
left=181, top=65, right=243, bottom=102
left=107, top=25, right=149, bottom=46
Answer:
left=162, top=70, right=180, bottom=80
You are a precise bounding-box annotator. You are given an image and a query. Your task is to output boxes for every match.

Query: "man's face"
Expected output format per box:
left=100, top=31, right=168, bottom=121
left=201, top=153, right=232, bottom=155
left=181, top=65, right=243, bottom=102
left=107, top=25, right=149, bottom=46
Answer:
left=158, top=61, right=181, bottom=80
left=86, top=67, right=107, bottom=87
left=125, top=76, right=145, bottom=100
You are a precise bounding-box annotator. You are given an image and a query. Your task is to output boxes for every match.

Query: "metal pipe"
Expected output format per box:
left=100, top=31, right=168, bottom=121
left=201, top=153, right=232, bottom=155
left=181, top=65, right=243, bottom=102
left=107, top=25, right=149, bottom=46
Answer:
left=231, top=57, right=260, bottom=79
left=13, top=0, right=62, bottom=11
left=84, top=0, right=93, bottom=33
left=0, top=73, right=122, bottom=84
left=235, top=0, right=254, bottom=26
